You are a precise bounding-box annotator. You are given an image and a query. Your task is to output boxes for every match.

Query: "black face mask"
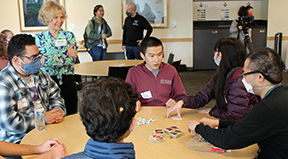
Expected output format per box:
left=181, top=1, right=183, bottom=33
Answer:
left=126, top=11, right=131, bottom=17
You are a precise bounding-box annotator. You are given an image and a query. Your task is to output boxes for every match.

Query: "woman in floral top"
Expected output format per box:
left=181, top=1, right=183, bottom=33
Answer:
left=35, top=1, right=78, bottom=115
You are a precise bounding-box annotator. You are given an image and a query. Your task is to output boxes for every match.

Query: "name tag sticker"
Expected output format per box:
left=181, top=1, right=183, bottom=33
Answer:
left=55, top=39, right=67, bottom=47
left=141, top=90, right=152, bottom=99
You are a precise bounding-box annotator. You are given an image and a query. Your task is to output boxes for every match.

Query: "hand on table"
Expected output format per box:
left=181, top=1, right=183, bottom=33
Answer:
left=165, top=98, right=176, bottom=108
left=166, top=100, right=184, bottom=118
left=199, top=117, right=219, bottom=128
left=45, top=109, right=64, bottom=124
left=197, top=108, right=211, bottom=114
left=37, top=143, right=67, bottom=159
left=67, top=44, right=78, bottom=58
left=36, top=138, right=60, bottom=153
left=187, top=120, right=200, bottom=133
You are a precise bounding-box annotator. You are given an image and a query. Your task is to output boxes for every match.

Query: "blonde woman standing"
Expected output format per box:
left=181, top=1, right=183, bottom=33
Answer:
left=35, top=1, right=78, bottom=115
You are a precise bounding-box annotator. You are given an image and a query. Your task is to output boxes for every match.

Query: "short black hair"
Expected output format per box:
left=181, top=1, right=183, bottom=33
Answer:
left=246, top=47, right=285, bottom=84
left=7, top=34, right=35, bottom=63
left=140, top=36, right=163, bottom=55
left=93, top=5, right=103, bottom=16
left=80, top=77, right=138, bottom=142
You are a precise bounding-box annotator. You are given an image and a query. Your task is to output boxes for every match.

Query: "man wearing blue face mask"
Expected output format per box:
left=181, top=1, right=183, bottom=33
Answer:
left=187, top=48, right=288, bottom=159
left=0, top=34, right=66, bottom=143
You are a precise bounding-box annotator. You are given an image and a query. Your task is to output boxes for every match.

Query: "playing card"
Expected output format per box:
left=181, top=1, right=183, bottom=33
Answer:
left=171, top=116, right=182, bottom=120
left=169, top=129, right=184, bottom=138
left=148, top=135, right=164, bottom=143
left=164, top=126, right=179, bottom=133
left=154, top=129, right=164, bottom=136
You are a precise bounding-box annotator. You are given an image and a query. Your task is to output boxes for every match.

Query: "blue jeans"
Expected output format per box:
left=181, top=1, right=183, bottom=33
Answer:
left=126, top=45, right=142, bottom=60
left=89, top=46, right=106, bottom=61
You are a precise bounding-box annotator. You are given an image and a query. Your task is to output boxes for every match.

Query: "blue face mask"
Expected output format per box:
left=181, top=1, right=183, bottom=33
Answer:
left=19, top=58, right=42, bottom=74
left=213, top=53, right=220, bottom=66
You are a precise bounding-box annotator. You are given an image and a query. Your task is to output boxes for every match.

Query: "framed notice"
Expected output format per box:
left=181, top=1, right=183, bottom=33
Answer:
left=122, top=0, right=169, bottom=28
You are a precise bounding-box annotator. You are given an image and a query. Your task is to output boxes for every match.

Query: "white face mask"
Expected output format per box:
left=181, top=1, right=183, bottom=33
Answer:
left=242, top=76, right=257, bottom=94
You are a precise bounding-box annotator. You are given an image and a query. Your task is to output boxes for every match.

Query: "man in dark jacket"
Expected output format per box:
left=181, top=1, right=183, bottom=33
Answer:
left=122, top=2, right=153, bottom=60
left=187, top=48, right=288, bottom=159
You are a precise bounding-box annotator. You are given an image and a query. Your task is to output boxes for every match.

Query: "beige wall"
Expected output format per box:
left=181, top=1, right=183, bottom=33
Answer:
left=0, top=0, right=287, bottom=67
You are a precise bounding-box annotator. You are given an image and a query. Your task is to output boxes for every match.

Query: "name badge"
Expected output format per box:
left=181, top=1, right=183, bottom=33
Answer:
left=141, top=90, right=152, bottom=99
left=55, top=39, right=67, bottom=47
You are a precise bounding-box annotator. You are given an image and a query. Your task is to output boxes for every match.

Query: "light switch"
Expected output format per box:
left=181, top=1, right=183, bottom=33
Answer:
left=171, top=21, right=177, bottom=28
left=69, top=24, right=75, bottom=31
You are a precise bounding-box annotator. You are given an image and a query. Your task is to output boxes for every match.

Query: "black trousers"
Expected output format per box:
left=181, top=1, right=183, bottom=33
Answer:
left=51, top=75, right=78, bottom=115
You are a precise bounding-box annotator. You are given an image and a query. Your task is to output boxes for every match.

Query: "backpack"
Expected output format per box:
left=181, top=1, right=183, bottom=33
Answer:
left=83, top=19, right=96, bottom=50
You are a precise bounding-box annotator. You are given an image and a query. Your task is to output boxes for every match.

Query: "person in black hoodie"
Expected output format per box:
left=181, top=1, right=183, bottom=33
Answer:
left=187, top=48, right=288, bottom=159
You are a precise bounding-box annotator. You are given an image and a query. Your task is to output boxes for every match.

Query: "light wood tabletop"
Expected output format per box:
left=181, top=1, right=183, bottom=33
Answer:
left=21, top=107, right=258, bottom=159
left=74, top=59, right=143, bottom=76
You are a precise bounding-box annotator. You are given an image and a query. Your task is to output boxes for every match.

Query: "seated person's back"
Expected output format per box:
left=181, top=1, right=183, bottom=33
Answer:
left=64, top=77, right=138, bottom=159
left=126, top=37, right=186, bottom=106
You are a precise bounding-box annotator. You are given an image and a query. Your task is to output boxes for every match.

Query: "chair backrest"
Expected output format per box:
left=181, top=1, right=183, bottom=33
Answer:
left=172, top=59, right=181, bottom=73
left=105, top=52, right=126, bottom=60
left=78, top=52, right=93, bottom=63
left=167, top=53, right=174, bottom=64
left=108, top=66, right=132, bottom=80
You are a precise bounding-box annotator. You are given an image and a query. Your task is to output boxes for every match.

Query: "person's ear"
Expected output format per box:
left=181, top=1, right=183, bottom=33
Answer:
left=218, top=52, right=222, bottom=60
left=257, top=73, right=265, bottom=83
left=12, top=56, right=20, bottom=66
left=129, top=118, right=136, bottom=133
left=140, top=52, right=145, bottom=60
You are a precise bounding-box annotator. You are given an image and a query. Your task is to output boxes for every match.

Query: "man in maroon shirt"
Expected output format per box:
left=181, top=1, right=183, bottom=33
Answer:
left=125, top=37, right=186, bottom=109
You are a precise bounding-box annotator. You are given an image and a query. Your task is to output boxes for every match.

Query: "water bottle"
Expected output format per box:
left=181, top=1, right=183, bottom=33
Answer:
left=34, top=100, right=45, bottom=131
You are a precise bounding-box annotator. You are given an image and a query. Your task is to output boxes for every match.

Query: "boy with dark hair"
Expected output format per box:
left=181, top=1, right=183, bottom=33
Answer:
left=64, top=77, right=138, bottom=159
left=126, top=36, right=186, bottom=107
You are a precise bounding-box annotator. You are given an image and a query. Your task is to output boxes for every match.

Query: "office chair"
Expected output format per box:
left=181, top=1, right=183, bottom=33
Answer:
left=105, top=52, right=126, bottom=60
left=77, top=51, right=93, bottom=84
left=108, top=66, right=133, bottom=80
left=172, top=59, right=181, bottom=73
left=167, top=53, right=174, bottom=64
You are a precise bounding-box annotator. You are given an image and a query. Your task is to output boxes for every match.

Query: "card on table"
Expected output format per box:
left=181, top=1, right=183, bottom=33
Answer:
left=148, top=135, right=164, bottom=143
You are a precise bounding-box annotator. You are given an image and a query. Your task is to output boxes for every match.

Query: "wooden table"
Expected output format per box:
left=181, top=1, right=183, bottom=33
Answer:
left=74, top=59, right=143, bottom=76
left=21, top=107, right=258, bottom=159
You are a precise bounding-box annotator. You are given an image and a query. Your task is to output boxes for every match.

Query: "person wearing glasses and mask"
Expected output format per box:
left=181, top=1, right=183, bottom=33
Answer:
left=35, top=1, right=78, bottom=115
left=187, top=48, right=288, bottom=159
left=0, top=34, right=66, bottom=144
left=167, top=38, right=259, bottom=120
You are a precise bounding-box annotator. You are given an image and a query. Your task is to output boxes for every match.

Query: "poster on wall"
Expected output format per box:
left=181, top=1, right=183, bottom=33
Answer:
left=197, top=8, right=206, bottom=20
left=221, top=8, right=229, bottom=20
left=18, top=0, right=66, bottom=32
left=122, top=0, right=169, bottom=28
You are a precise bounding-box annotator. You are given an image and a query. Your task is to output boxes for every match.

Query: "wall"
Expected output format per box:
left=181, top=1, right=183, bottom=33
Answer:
left=193, top=1, right=263, bottom=20
left=0, top=0, right=193, bottom=67
left=0, top=0, right=287, bottom=68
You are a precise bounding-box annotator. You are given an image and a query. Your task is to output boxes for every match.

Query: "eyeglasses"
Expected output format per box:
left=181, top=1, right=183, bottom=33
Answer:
left=19, top=53, right=43, bottom=61
left=241, top=70, right=260, bottom=77
left=241, top=70, right=282, bottom=84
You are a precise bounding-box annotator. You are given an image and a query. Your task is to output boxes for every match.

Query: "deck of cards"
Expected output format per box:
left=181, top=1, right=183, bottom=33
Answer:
left=154, top=129, right=164, bottom=136
left=169, top=129, right=184, bottom=138
left=148, top=135, right=164, bottom=143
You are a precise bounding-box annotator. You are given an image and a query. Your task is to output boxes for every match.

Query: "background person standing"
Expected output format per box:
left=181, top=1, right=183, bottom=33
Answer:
left=122, top=2, right=153, bottom=60
left=36, top=1, right=78, bottom=115
left=84, top=5, right=112, bottom=61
